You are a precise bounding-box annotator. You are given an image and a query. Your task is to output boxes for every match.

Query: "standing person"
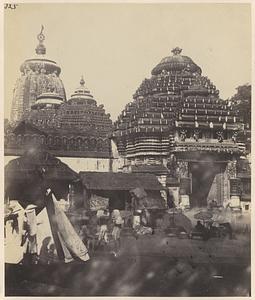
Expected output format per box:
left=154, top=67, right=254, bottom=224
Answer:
left=97, top=209, right=110, bottom=247
left=80, top=221, right=96, bottom=253
left=48, top=244, right=57, bottom=264
left=21, top=204, right=38, bottom=264
left=38, top=237, right=51, bottom=264
left=111, top=209, right=124, bottom=255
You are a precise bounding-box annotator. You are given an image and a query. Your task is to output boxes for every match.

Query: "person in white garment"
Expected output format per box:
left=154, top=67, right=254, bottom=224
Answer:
left=21, top=204, right=38, bottom=264
left=111, top=209, right=124, bottom=255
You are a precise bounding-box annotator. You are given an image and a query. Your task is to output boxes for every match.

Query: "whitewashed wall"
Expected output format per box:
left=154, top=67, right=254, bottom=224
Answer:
left=4, top=155, right=111, bottom=173
left=58, top=157, right=111, bottom=173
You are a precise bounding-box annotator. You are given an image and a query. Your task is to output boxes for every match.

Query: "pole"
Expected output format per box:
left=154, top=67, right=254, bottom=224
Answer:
left=45, top=190, right=65, bottom=261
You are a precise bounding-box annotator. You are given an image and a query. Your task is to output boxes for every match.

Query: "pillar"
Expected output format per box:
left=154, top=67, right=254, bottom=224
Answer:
left=227, top=160, right=241, bottom=208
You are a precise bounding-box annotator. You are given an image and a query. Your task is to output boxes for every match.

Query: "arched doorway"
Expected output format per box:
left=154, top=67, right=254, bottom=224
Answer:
left=189, top=161, right=227, bottom=207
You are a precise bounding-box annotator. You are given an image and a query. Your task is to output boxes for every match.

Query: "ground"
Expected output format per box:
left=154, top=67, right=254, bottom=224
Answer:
left=5, top=232, right=251, bottom=297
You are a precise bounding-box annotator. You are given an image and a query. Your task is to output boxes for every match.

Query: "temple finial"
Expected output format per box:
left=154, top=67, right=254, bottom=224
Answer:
left=80, top=75, right=85, bottom=86
left=36, top=25, right=46, bottom=55
left=171, top=47, right=182, bottom=56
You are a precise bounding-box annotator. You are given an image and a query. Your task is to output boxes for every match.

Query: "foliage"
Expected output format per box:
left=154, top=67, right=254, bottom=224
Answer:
left=230, top=84, right=251, bottom=129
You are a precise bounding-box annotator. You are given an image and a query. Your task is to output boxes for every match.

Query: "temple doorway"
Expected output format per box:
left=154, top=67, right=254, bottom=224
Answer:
left=189, top=161, right=227, bottom=208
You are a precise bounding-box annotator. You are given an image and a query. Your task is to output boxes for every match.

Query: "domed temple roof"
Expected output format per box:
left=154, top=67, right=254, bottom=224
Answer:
left=10, top=76, right=113, bottom=158
left=68, top=76, right=96, bottom=104
left=58, top=77, right=112, bottom=136
left=151, top=47, right=202, bottom=76
left=113, top=48, right=243, bottom=161
left=24, top=77, right=112, bottom=137
left=11, top=26, right=66, bottom=123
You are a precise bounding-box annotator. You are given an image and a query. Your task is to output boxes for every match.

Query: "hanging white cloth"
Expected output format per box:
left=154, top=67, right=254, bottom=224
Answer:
left=5, top=211, right=24, bottom=264
left=50, top=193, right=90, bottom=262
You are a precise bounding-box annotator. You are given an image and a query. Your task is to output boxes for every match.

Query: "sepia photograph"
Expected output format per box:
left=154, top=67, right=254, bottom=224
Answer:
left=3, top=2, right=252, bottom=297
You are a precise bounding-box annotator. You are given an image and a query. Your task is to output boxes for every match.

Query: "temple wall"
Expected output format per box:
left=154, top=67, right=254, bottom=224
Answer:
left=55, top=157, right=111, bottom=173
left=4, top=155, right=111, bottom=173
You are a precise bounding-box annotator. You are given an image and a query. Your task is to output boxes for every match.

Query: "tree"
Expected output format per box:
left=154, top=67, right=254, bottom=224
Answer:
left=230, top=83, right=251, bottom=130
left=4, top=118, right=13, bottom=134
left=229, top=84, right=251, bottom=154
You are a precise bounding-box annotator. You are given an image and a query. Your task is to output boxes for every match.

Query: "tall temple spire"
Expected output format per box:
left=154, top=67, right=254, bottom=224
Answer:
left=11, top=26, right=66, bottom=123
left=36, top=25, right=46, bottom=55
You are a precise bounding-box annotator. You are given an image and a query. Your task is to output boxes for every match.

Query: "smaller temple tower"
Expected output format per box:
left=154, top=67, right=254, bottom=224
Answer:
left=58, top=76, right=112, bottom=136
left=5, top=76, right=113, bottom=172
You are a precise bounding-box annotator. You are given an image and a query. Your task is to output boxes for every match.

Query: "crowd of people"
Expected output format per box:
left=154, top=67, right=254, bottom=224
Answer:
left=5, top=190, right=241, bottom=266
left=77, top=206, right=156, bottom=257
left=193, top=219, right=233, bottom=241
left=78, top=208, right=125, bottom=256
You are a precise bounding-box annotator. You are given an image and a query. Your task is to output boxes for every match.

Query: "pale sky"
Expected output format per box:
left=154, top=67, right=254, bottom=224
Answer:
left=4, top=3, right=251, bottom=121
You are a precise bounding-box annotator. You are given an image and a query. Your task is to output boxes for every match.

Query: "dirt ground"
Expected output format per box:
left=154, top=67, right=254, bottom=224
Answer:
left=5, top=232, right=251, bottom=297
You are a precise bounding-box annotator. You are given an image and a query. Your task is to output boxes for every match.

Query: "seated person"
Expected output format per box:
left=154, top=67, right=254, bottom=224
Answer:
left=194, top=220, right=210, bottom=240
left=195, top=220, right=205, bottom=232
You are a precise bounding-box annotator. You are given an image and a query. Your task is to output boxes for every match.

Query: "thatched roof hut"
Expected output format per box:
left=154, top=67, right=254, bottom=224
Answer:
left=79, top=172, right=166, bottom=210
left=79, top=172, right=163, bottom=191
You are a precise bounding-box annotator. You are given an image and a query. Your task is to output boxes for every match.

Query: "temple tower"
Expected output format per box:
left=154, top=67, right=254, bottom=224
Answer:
left=113, top=47, right=246, bottom=208
left=10, top=26, right=66, bottom=123
left=58, top=76, right=112, bottom=135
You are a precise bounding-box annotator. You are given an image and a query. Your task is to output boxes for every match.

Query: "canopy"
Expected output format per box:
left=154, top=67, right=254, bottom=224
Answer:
left=5, top=150, right=78, bottom=208
left=194, top=211, right=213, bottom=221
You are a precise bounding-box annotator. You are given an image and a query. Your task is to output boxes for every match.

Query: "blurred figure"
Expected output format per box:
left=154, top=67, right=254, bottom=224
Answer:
left=133, top=210, right=141, bottom=229
left=208, top=199, right=218, bottom=210
left=21, top=204, right=38, bottom=264
left=80, top=221, right=96, bottom=252
left=112, top=209, right=124, bottom=254
left=195, top=220, right=205, bottom=232
left=48, top=244, right=57, bottom=264
left=98, top=209, right=110, bottom=246
left=167, top=191, right=175, bottom=209
left=39, top=236, right=51, bottom=264
left=219, top=222, right=233, bottom=239
left=194, top=220, right=209, bottom=241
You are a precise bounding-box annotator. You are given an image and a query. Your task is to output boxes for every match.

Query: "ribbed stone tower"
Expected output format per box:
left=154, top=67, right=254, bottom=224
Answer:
left=58, top=76, right=112, bottom=136
left=10, top=26, right=66, bottom=123
left=113, top=47, right=245, bottom=207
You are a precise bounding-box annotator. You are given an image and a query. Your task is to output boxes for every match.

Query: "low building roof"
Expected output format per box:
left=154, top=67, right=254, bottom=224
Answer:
left=79, top=171, right=164, bottom=191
